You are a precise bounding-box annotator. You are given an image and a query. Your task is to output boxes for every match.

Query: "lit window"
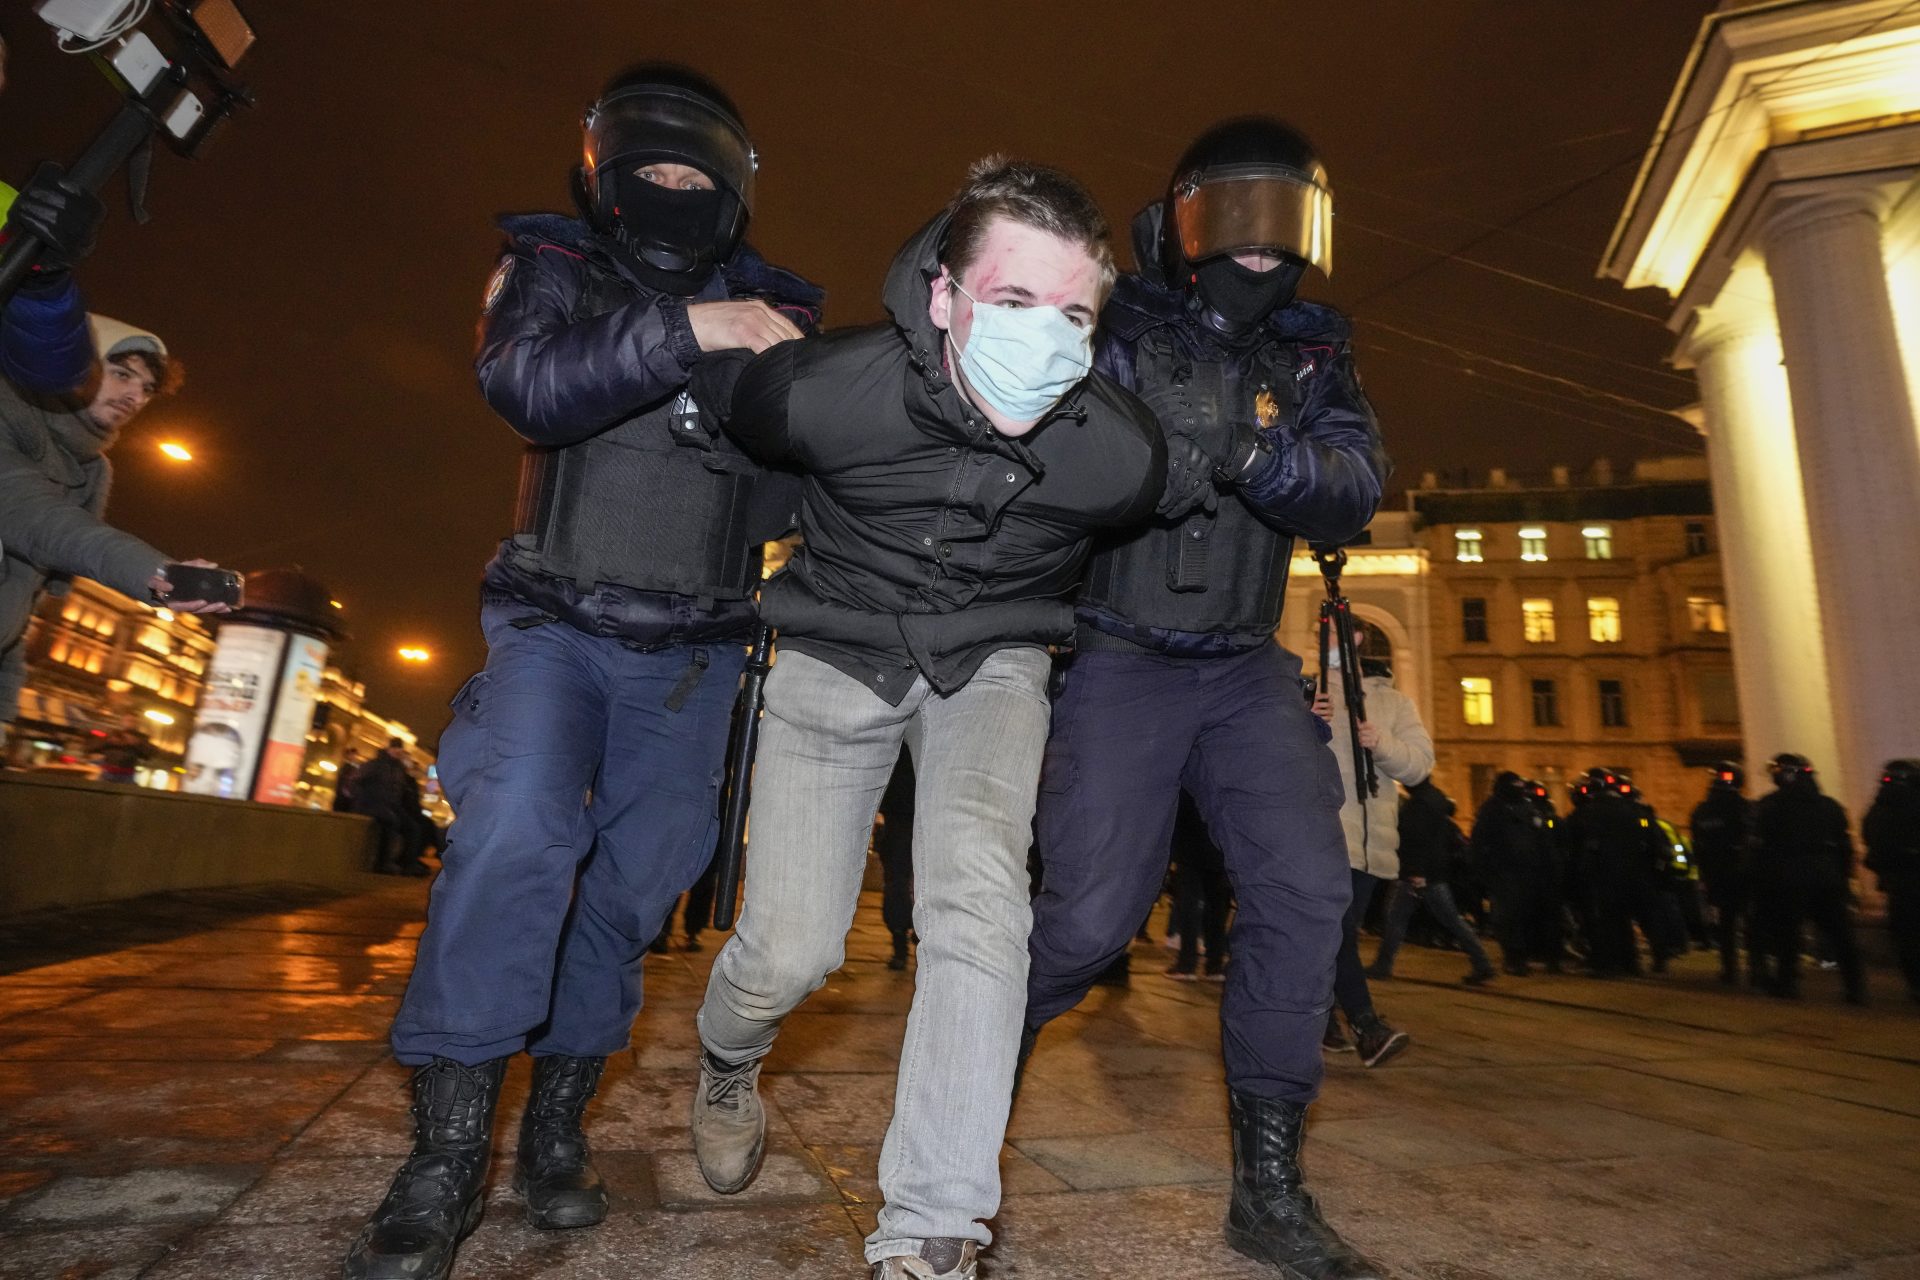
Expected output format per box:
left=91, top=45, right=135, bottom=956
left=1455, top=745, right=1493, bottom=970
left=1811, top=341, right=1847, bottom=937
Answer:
left=1588, top=597, right=1622, bottom=643
left=1455, top=530, right=1484, bottom=563
left=1519, top=527, right=1549, bottom=562
left=1522, top=599, right=1557, bottom=644
left=1599, top=678, right=1628, bottom=727
left=1686, top=596, right=1727, bottom=634
left=1462, top=677, right=1495, bottom=726
left=138, top=625, right=170, bottom=654
left=1583, top=525, right=1613, bottom=559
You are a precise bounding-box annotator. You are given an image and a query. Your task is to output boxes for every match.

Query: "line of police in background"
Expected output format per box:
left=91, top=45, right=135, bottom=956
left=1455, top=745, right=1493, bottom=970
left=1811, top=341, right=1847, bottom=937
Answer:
left=1430, top=754, right=1920, bottom=1006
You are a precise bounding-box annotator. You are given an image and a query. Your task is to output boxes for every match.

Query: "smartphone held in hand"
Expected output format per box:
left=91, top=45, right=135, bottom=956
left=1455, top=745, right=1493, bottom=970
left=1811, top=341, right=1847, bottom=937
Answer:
left=163, top=563, right=244, bottom=607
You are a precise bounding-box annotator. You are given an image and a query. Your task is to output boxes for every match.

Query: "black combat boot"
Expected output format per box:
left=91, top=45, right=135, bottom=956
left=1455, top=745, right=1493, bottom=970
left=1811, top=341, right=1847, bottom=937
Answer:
left=342, top=1056, right=507, bottom=1280
left=515, top=1054, right=609, bottom=1229
left=1225, top=1090, right=1382, bottom=1280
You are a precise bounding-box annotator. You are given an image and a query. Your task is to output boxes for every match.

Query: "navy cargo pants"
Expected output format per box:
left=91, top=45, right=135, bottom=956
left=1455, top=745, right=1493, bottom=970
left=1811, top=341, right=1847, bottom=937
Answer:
left=1025, top=642, right=1350, bottom=1104
left=391, top=599, right=745, bottom=1065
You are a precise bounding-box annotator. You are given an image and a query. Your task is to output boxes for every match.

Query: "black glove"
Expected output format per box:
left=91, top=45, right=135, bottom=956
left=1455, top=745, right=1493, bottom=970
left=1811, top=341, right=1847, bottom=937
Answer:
left=5, top=163, right=104, bottom=280
left=1159, top=431, right=1219, bottom=518
left=1211, top=421, right=1275, bottom=486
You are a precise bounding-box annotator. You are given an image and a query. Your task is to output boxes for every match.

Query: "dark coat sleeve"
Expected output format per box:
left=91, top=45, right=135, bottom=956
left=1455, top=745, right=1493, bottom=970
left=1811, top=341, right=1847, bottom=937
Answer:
left=1, top=276, right=93, bottom=396
left=474, top=244, right=704, bottom=447
left=1236, top=341, right=1388, bottom=544
left=701, top=340, right=805, bottom=468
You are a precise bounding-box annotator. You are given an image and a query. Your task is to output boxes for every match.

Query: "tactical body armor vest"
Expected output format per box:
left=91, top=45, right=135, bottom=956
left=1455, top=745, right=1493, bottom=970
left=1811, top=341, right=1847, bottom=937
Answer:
left=510, top=269, right=764, bottom=605
left=1080, top=327, right=1301, bottom=650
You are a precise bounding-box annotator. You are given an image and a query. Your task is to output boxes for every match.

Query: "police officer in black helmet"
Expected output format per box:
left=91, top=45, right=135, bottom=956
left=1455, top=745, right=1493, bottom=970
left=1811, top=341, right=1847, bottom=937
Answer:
left=1751, top=753, right=1866, bottom=1003
left=342, top=65, right=820, bottom=1280
left=1020, top=118, right=1387, bottom=1280
left=1865, top=759, right=1920, bottom=1003
left=1690, top=761, right=1754, bottom=985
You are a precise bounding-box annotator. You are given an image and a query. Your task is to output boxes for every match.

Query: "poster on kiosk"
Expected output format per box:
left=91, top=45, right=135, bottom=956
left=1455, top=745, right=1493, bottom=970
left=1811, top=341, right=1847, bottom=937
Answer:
left=252, top=634, right=330, bottom=804
left=182, top=625, right=287, bottom=799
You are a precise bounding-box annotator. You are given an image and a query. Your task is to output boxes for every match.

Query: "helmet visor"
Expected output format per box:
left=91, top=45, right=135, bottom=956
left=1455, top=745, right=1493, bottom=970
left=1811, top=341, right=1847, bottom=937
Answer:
left=1172, top=163, right=1333, bottom=275
left=586, top=87, right=756, bottom=210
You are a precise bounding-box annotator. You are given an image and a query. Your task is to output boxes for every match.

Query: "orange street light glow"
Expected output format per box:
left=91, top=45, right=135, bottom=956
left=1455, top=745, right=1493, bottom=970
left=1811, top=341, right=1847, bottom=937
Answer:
left=158, top=442, right=193, bottom=462
left=397, top=646, right=432, bottom=663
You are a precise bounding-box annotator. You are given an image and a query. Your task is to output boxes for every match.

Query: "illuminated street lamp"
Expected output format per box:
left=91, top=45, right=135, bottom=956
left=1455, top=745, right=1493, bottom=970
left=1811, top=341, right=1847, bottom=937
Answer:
left=157, top=441, right=193, bottom=462
left=397, top=646, right=432, bottom=664
left=143, top=709, right=176, bottom=726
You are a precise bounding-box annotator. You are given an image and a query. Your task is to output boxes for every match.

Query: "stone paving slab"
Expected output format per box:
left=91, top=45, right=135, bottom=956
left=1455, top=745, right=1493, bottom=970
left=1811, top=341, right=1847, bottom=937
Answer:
left=2, top=879, right=1918, bottom=1278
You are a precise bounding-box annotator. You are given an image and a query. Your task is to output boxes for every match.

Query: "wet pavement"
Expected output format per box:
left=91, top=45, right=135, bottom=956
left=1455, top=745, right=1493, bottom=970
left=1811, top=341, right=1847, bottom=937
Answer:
left=2, top=876, right=1917, bottom=1279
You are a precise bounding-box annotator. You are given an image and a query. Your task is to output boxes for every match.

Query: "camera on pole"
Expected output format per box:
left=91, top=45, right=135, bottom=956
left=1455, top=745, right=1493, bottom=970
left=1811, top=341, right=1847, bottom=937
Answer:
left=0, top=0, right=257, bottom=303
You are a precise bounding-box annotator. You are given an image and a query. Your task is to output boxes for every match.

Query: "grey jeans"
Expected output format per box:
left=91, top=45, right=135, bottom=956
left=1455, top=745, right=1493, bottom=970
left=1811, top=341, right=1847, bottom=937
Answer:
left=697, top=645, right=1050, bottom=1261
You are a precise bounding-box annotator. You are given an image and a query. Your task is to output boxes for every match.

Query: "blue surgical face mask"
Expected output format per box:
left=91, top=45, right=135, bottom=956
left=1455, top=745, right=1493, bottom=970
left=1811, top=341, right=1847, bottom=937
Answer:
left=947, top=277, right=1093, bottom=423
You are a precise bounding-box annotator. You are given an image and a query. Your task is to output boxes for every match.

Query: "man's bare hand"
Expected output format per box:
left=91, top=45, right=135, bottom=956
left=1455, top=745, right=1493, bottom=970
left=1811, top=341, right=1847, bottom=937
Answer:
left=688, top=300, right=804, bottom=354
left=1358, top=721, right=1381, bottom=750
left=1311, top=688, right=1333, bottom=723
left=150, top=558, right=235, bottom=615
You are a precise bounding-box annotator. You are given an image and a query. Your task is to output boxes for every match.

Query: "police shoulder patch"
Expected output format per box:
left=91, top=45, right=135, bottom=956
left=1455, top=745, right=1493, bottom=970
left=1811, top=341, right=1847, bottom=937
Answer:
left=482, top=258, right=515, bottom=314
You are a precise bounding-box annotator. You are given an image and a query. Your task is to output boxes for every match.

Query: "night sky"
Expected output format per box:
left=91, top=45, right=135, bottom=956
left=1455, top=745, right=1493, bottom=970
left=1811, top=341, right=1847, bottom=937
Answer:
left=1, top=0, right=1720, bottom=742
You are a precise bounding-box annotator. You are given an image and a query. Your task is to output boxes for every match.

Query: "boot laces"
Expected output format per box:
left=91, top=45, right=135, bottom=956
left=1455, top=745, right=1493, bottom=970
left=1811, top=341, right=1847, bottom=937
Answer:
left=703, top=1057, right=760, bottom=1113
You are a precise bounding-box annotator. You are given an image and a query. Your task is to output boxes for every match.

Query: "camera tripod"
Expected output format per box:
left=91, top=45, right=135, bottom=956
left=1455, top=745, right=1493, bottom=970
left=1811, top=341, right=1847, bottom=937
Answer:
left=1314, top=545, right=1377, bottom=798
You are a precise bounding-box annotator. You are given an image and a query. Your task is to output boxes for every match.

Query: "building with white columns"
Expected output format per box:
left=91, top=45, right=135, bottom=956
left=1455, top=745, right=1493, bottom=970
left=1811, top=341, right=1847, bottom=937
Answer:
left=1602, top=0, right=1920, bottom=814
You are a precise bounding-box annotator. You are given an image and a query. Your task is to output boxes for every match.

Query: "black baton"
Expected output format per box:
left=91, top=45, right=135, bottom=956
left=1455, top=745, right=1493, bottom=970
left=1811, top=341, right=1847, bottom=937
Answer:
left=712, top=622, right=774, bottom=931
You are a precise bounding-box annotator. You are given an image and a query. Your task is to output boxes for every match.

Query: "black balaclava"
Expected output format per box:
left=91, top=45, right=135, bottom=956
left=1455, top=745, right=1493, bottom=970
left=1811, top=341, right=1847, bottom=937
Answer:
left=607, top=179, right=727, bottom=295
left=1192, top=255, right=1306, bottom=336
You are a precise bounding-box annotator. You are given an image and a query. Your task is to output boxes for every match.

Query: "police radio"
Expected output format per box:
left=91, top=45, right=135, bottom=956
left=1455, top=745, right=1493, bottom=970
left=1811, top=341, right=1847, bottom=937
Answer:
left=0, top=0, right=257, bottom=303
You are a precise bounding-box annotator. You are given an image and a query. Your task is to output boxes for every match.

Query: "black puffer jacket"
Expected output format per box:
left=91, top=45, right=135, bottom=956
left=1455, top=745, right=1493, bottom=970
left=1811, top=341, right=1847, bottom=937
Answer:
left=695, top=211, right=1166, bottom=703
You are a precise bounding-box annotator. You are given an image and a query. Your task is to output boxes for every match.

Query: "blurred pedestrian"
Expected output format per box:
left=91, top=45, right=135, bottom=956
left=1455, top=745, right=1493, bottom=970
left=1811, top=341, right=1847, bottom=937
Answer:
left=352, top=738, right=421, bottom=877
left=874, top=746, right=916, bottom=971
left=1321, top=639, right=1430, bottom=1066
left=1368, top=778, right=1494, bottom=984
left=1166, top=790, right=1231, bottom=981
left=94, top=725, right=148, bottom=785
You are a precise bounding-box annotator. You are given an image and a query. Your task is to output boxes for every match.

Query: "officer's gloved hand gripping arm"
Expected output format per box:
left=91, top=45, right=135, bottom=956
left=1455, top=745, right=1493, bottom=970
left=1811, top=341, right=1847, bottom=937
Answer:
left=476, top=249, right=706, bottom=447
left=1215, top=345, right=1387, bottom=545
left=689, top=341, right=806, bottom=468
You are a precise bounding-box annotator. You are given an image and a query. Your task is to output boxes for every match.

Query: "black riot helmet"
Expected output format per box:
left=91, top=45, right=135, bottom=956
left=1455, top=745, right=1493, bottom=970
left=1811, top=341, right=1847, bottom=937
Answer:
left=1163, top=117, right=1334, bottom=339
left=1881, top=759, right=1920, bottom=789
left=1492, top=771, right=1528, bottom=802
left=577, top=65, right=756, bottom=292
left=1710, top=760, right=1745, bottom=793
left=1768, top=752, right=1816, bottom=791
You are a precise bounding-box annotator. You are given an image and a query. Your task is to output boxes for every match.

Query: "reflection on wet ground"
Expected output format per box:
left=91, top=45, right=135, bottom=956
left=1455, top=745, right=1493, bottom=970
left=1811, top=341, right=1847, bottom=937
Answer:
left=2, top=877, right=1918, bottom=1279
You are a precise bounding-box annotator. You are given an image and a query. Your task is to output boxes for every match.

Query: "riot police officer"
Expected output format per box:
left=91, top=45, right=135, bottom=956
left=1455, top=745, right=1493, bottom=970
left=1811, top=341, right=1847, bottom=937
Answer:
left=1751, top=753, right=1865, bottom=1003
left=1472, top=772, right=1559, bottom=976
left=1021, top=118, right=1388, bottom=1279
left=1563, top=767, right=1652, bottom=976
left=1865, top=759, right=1920, bottom=1004
left=1690, top=761, right=1753, bottom=985
left=343, top=66, right=820, bottom=1280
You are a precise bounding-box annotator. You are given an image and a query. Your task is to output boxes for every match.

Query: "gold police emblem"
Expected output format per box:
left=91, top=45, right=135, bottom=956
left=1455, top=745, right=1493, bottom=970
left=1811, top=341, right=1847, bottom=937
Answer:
left=1255, top=386, right=1280, bottom=429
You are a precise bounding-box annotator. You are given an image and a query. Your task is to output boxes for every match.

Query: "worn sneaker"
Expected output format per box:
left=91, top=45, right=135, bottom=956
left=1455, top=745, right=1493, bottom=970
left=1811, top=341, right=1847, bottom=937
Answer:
left=1203, top=954, right=1228, bottom=983
left=871, top=1239, right=978, bottom=1279
left=1165, top=959, right=1199, bottom=982
left=1321, top=1017, right=1354, bottom=1054
left=691, top=1051, right=765, bottom=1194
left=1354, top=1016, right=1410, bottom=1068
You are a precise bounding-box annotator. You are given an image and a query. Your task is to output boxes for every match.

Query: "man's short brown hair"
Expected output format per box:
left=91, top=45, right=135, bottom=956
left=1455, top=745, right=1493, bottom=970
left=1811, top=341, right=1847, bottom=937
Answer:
left=941, top=156, right=1117, bottom=303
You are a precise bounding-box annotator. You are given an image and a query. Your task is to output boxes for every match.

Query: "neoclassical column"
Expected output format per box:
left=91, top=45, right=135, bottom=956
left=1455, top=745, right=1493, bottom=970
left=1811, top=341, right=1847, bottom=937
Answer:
left=1764, top=187, right=1920, bottom=812
left=1679, top=295, right=1840, bottom=792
